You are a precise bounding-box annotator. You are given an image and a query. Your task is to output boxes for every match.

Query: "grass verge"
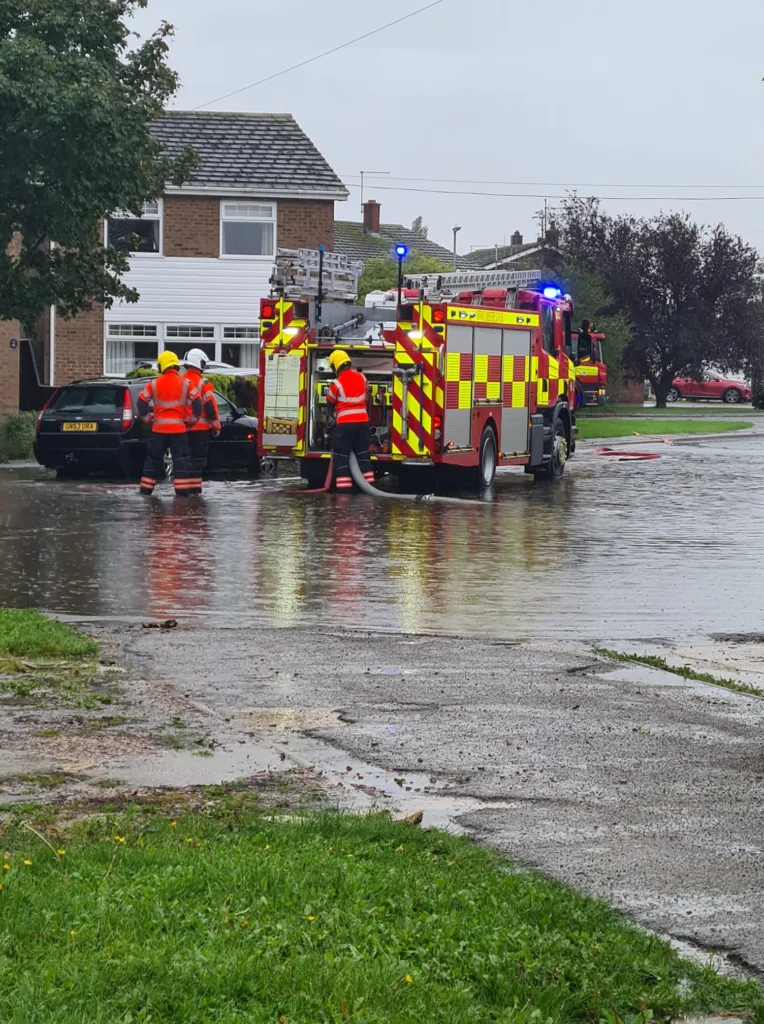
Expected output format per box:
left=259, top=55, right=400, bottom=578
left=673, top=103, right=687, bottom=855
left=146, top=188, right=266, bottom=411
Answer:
left=595, top=647, right=764, bottom=699
left=577, top=418, right=751, bottom=440
left=583, top=403, right=758, bottom=417
left=0, top=808, right=761, bottom=1023
left=0, top=609, right=96, bottom=660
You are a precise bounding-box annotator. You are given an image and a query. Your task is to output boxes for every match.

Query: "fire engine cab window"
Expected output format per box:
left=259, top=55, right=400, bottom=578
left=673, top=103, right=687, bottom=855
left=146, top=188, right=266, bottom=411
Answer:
left=541, top=305, right=554, bottom=353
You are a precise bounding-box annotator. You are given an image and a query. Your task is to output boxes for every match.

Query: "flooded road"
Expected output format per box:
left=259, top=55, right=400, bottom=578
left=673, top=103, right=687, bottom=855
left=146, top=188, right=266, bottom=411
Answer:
left=2, top=433, right=763, bottom=642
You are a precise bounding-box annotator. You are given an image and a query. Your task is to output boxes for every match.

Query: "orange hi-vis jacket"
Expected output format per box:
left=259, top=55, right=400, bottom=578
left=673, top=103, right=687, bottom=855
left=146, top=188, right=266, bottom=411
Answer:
left=183, top=367, right=221, bottom=433
left=137, top=369, right=202, bottom=434
left=326, top=367, right=369, bottom=424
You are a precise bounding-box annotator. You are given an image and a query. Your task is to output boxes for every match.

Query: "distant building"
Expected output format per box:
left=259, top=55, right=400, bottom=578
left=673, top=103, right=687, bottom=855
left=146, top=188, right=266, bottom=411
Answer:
left=334, top=201, right=473, bottom=269
left=463, top=224, right=561, bottom=272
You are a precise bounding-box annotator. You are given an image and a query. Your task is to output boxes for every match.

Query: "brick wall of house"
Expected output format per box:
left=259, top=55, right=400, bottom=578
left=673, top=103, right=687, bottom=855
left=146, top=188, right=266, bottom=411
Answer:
left=277, top=200, right=335, bottom=251
left=0, top=319, right=21, bottom=416
left=54, top=305, right=105, bottom=385
left=164, top=196, right=220, bottom=258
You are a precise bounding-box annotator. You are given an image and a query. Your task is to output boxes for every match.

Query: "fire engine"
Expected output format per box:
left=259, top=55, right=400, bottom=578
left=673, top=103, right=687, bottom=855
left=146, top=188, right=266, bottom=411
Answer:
left=572, top=319, right=607, bottom=406
left=258, top=248, right=580, bottom=488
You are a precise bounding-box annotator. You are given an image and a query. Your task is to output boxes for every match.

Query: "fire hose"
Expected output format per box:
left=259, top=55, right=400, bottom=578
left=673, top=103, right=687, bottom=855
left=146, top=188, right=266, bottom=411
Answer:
left=348, top=451, right=481, bottom=505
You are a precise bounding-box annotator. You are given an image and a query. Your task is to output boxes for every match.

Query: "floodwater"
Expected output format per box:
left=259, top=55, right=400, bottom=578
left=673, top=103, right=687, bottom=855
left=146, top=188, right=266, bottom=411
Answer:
left=2, top=433, right=764, bottom=643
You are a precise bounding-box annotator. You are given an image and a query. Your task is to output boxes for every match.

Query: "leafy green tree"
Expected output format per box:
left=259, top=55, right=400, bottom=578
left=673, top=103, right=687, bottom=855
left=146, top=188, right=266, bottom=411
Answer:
left=0, top=0, right=197, bottom=328
left=559, top=197, right=762, bottom=407
left=358, top=253, right=452, bottom=302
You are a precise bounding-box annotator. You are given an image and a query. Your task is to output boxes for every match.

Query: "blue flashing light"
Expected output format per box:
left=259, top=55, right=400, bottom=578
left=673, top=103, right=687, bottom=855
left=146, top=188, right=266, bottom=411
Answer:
left=394, top=244, right=408, bottom=259
left=542, top=285, right=562, bottom=299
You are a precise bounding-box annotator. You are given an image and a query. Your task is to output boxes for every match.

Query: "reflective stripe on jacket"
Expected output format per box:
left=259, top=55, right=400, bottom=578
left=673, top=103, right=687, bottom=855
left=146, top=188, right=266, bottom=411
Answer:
left=326, top=367, right=369, bottom=424
left=137, top=370, right=202, bottom=434
left=183, top=368, right=221, bottom=433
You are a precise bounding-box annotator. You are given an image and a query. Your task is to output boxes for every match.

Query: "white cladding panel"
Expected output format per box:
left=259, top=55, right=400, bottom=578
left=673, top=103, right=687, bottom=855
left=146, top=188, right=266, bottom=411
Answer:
left=104, top=257, right=271, bottom=324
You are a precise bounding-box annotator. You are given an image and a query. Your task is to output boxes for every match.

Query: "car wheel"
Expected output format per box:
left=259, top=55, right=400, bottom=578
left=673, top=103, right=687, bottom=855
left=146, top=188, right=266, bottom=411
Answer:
left=535, top=419, right=568, bottom=480
left=666, top=387, right=680, bottom=403
left=723, top=388, right=742, bottom=404
left=470, top=425, right=497, bottom=488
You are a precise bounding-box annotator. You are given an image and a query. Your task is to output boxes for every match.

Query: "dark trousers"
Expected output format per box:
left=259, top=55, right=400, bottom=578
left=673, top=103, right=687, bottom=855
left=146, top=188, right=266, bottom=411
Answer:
left=332, top=422, right=373, bottom=491
left=140, top=432, right=199, bottom=497
left=187, top=431, right=211, bottom=477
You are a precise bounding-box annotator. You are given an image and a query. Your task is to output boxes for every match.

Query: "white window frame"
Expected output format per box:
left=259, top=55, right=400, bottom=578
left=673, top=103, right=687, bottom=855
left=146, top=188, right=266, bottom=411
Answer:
left=165, top=325, right=217, bottom=341
left=223, top=326, right=260, bottom=340
left=220, top=201, right=276, bottom=260
left=107, top=324, right=158, bottom=338
left=105, top=200, right=163, bottom=257
left=103, top=324, right=160, bottom=377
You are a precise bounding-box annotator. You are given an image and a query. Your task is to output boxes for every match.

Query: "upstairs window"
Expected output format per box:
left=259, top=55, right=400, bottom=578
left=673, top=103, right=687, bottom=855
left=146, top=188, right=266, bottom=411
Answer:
left=221, top=202, right=275, bottom=257
left=107, top=201, right=162, bottom=255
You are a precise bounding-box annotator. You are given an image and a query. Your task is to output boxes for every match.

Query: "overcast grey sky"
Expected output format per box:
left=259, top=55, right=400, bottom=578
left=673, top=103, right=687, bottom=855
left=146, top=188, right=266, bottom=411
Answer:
left=132, top=0, right=764, bottom=255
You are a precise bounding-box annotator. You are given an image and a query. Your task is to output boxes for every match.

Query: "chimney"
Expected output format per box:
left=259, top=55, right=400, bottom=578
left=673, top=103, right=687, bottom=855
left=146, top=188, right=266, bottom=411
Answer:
left=510, top=230, right=523, bottom=247
left=363, top=199, right=381, bottom=234
left=545, top=218, right=560, bottom=248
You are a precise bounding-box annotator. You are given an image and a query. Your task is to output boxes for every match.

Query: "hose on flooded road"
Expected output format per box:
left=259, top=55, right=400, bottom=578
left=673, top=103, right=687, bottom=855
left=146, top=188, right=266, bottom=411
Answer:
left=348, top=451, right=483, bottom=505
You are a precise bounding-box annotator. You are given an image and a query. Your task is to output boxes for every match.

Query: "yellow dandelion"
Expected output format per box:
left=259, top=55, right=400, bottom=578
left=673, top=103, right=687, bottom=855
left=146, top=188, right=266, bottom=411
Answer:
left=305, top=915, right=315, bottom=922
left=170, top=821, right=177, bottom=829
left=113, top=836, right=125, bottom=845
left=195, top=842, right=201, bottom=848
left=186, top=838, right=194, bottom=844
left=265, top=844, right=270, bottom=851
left=241, top=920, right=250, bottom=928
left=328, top=847, right=333, bottom=854
left=279, top=1016, right=287, bottom=1023
left=23, top=859, right=32, bottom=866
left=395, top=844, right=405, bottom=853
left=56, top=849, right=66, bottom=856
left=70, top=930, right=77, bottom=937
left=2, top=864, right=9, bottom=871
left=404, top=974, right=414, bottom=984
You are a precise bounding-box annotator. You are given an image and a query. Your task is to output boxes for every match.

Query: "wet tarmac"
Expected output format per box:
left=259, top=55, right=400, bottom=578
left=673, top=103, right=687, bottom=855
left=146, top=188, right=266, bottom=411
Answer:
left=2, top=432, right=764, bottom=643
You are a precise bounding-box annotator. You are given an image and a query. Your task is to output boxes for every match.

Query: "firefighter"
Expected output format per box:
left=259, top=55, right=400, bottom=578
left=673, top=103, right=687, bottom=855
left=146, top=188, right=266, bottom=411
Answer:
left=182, top=348, right=221, bottom=485
left=137, top=351, right=202, bottom=497
left=326, top=350, right=374, bottom=491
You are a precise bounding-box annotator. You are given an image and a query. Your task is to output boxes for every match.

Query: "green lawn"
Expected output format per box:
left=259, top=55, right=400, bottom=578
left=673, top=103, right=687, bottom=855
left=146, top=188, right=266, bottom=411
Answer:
left=0, top=809, right=760, bottom=1023
left=577, top=418, right=752, bottom=440
left=587, top=404, right=759, bottom=417
left=0, top=609, right=96, bottom=660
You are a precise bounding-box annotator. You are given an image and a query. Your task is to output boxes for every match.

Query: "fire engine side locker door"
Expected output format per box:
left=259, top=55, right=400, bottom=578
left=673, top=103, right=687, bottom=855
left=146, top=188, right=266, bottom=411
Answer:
left=501, top=328, right=532, bottom=456
left=443, top=324, right=473, bottom=448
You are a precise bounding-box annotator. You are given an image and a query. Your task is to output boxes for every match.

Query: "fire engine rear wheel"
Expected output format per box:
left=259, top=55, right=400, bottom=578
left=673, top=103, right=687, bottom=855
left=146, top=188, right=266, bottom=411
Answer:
left=472, top=426, right=497, bottom=488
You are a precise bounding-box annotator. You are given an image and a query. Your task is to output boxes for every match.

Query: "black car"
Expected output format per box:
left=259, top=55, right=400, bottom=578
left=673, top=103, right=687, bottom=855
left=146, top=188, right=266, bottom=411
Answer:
left=34, top=378, right=259, bottom=478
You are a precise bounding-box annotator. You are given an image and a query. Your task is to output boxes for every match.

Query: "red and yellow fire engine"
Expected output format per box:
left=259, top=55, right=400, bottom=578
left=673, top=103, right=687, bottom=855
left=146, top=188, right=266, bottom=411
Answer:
left=573, top=319, right=607, bottom=406
left=258, top=250, right=580, bottom=488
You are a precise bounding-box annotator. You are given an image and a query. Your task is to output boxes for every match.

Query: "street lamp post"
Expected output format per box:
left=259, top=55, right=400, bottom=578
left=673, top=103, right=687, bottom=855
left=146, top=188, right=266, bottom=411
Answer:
left=395, top=244, right=408, bottom=310
left=452, top=224, right=461, bottom=270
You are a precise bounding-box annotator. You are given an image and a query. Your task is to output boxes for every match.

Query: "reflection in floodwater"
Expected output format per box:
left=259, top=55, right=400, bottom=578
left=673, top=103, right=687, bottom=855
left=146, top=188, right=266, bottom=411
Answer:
left=1, top=434, right=764, bottom=642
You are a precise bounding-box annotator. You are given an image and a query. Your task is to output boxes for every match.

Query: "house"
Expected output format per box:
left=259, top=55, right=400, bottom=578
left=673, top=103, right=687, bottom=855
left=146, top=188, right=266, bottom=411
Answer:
left=462, top=227, right=560, bottom=272
left=334, top=201, right=473, bottom=270
left=46, top=111, right=348, bottom=387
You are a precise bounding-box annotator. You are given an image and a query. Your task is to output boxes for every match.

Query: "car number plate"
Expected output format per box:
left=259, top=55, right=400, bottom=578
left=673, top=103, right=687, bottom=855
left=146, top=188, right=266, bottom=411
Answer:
left=62, top=422, right=98, bottom=432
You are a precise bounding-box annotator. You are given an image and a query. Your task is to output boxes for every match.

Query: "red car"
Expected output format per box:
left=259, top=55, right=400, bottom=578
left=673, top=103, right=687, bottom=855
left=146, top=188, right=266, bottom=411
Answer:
left=667, top=372, right=751, bottom=404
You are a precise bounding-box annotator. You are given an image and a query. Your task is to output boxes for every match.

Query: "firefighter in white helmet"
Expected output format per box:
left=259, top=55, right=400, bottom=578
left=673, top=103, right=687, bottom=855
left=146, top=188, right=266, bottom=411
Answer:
left=182, top=349, right=221, bottom=487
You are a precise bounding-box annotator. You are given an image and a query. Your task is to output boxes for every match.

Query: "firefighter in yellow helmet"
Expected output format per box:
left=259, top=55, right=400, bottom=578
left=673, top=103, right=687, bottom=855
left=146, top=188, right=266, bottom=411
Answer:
left=137, top=351, right=202, bottom=497
left=326, top=350, right=374, bottom=491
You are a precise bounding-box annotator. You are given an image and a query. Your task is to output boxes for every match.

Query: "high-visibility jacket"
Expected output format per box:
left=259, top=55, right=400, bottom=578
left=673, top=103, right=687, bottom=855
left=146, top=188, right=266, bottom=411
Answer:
left=183, top=368, right=221, bottom=433
left=137, top=369, right=202, bottom=434
left=326, top=367, right=369, bottom=424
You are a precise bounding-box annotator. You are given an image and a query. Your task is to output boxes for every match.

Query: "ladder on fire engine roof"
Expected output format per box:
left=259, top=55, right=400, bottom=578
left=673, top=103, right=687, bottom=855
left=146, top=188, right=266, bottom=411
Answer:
left=270, top=248, right=363, bottom=303
left=403, top=267, right=543, bottom=301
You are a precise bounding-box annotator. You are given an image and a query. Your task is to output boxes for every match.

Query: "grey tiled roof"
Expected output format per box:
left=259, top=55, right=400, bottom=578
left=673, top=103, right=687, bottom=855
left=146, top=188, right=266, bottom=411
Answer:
left=334, top=222, right=473, bottom=269
left=463, top=243, right=544, bottom=268
left=152, top=111, right=348, bottom=199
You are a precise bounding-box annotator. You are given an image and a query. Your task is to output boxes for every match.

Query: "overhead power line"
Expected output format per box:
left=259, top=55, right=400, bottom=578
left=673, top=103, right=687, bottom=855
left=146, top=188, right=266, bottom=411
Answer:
left=345, top=182, right=764, bottom=202
left=343, top=173, right=764, bottom=190
left=195, top=0, right=446, bottom=110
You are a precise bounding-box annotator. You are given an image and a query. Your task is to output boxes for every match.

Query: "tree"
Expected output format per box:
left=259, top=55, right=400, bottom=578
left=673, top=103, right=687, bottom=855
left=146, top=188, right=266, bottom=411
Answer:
left=411, top=216, right=428, bottom=238
left=559, top=197, right=763, bottom=406
left=358, top=253, right=451, bottom=302
left=0, top=0, right=197, bottom=329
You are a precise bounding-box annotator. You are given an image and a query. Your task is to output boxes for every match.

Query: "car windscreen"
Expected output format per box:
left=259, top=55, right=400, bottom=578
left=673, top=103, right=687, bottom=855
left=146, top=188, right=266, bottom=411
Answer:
left=50, top=386, right=123, bottom=415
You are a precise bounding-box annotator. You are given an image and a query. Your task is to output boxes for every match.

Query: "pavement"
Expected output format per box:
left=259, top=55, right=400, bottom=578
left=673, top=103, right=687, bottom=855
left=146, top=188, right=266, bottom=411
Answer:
left=93, top=621, right=764, bottom=976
